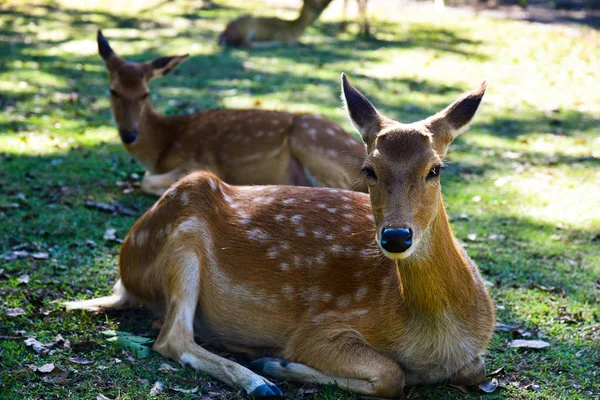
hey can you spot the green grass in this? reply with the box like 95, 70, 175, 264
1, 0, 599, 399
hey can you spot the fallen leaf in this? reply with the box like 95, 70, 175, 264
71, 340, 101, 352
32, 252, 49, 259
479, 378, 498, 393
158, 363, 180, 373
508, 339, 550, 349
487, 233, 506, 241
38, 363, 56, 373
150, 381, 165, 396
466, 233, 477, 241
85, 200, 138, 216
103, 229, 116, 241
17, 274, 30, 285
171, 386, 199, 394
68, 356, 92, 365
488, 366, 505, 377
41, 365, 69, 385
24, 334, 69, 355
5, 307, 26, 317
530, 283, 566, 295
0, 250, 29, 260
97, 395, 112, 400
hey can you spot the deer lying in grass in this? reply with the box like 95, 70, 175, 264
66, 74, 494, 398
218, 0, 333, 47
97, 30, 366, 195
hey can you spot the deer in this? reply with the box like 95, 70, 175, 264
340, 0, 370, 36
65, 74, 495, 398
218, 0, 334, 47
97, 30, 366, 195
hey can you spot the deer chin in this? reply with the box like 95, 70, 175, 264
378, 244, 417, 260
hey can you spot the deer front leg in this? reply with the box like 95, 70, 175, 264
252, 328, 405, 398
151, 252, 282, 397
141, 169, 189, 196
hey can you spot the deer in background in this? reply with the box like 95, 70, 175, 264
66, 74, 494, 397
341, 0, 370, 36
218, 0, 334, 47
97, 30, 366, 195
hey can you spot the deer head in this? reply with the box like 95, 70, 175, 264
97, 30, 188, 145
341, 73, 486, 260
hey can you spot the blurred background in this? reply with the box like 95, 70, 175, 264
0, 0, 598, 399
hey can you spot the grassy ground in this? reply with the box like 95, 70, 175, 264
1, 0, 599, 399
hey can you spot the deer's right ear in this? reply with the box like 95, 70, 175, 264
341, 73, 384, 146
97, 30, 114, 61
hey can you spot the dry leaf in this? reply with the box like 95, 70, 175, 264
32, 252, 49, 259
97, 395, 112, 400
41, 365, 69, 385
171, 386, 199, 394
509, 339, 550, 349
103, 229, 117, 241
6, 307, 26, 317
466, 233, 477, 241
150, 381, 165, 396
37, 363, 56, 373
479, 378, 498, 393
17, 274, 30, 285
68, 356, 92, 365
158, 363, 180, 373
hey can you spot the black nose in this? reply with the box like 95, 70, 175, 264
380, 228, 413, 253
119, 130, 137, 144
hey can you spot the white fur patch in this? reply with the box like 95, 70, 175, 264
248, 228, 269, 243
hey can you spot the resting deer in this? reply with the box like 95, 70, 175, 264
66, 74, 495, 398
218, 0, 333, 47
97, 30, 366, 195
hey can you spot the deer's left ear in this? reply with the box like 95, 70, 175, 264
147, 55, 189, 80
425, 81, 487, 155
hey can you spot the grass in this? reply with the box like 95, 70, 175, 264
0, 0, 599, 398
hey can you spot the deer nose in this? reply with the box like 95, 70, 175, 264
380, 228, 413, 253
119, 130, 137, 144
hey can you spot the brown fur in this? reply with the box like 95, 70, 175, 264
66, 76, 494, 398
98, 30, 367, 195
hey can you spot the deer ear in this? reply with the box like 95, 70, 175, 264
148, 55, 189, 80
97, 30, 114, 61
427, 81, 487, 140
341, 73, 385, 147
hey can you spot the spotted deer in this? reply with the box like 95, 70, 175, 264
66, 74, 495, 398
218, 0, 333, 47
97, 30, 366, 195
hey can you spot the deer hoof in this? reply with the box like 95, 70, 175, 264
248, 383, 284, 398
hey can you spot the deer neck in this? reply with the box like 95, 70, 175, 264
131, 101, 184, 173
291, 2, 325, 32
395, 200, 476, 316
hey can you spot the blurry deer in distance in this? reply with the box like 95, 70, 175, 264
97, 30, 366, 195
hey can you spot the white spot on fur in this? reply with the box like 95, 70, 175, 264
341, 196, 351, 202
135, 230, 149, 246
279, 241, 290, 251
325, 234, 335, 241
282, 284, 294, 300
342, 204, 352, 211
180, 191, 189, 205
293, 255, 301, 267
272, 120, 280, 125
275, 214, 286, 223
175, 217, 200, 236
307, 128, 317, 139
280, 262, 289, 271
330, 244, 343, 255
341, 225, 351, 233
343, 213, 353, 219
355, 286, 368, 301
157, 228, 165, 240
312, 228, 324, 238
314, 253, 325, 265
267, 247, 278, 259
291, 215, 302, 224
327, 207, 338, 213
316, 203, 327, 209
336, 295, 351, 309
360, 249, 372, 259
282, 198, 296, 205
327, 149, 336, 157
248, 228, 269, 243
296, 228, 305, 237
367, 215, 375, 223
326, 128, 335, 136
209, 179, 218, 191
321, 292, 332, 302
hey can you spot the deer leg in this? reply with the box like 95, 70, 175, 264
141, 169, 189, 196
152, 252, 283, 398
252, 328, 405, 398
449, 355, 486, 387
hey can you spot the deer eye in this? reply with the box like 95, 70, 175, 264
110, 89, 120, 98
427, 165, 443, 180
361, 167, 377, 180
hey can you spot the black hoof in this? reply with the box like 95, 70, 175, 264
249, 383, 284, 398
